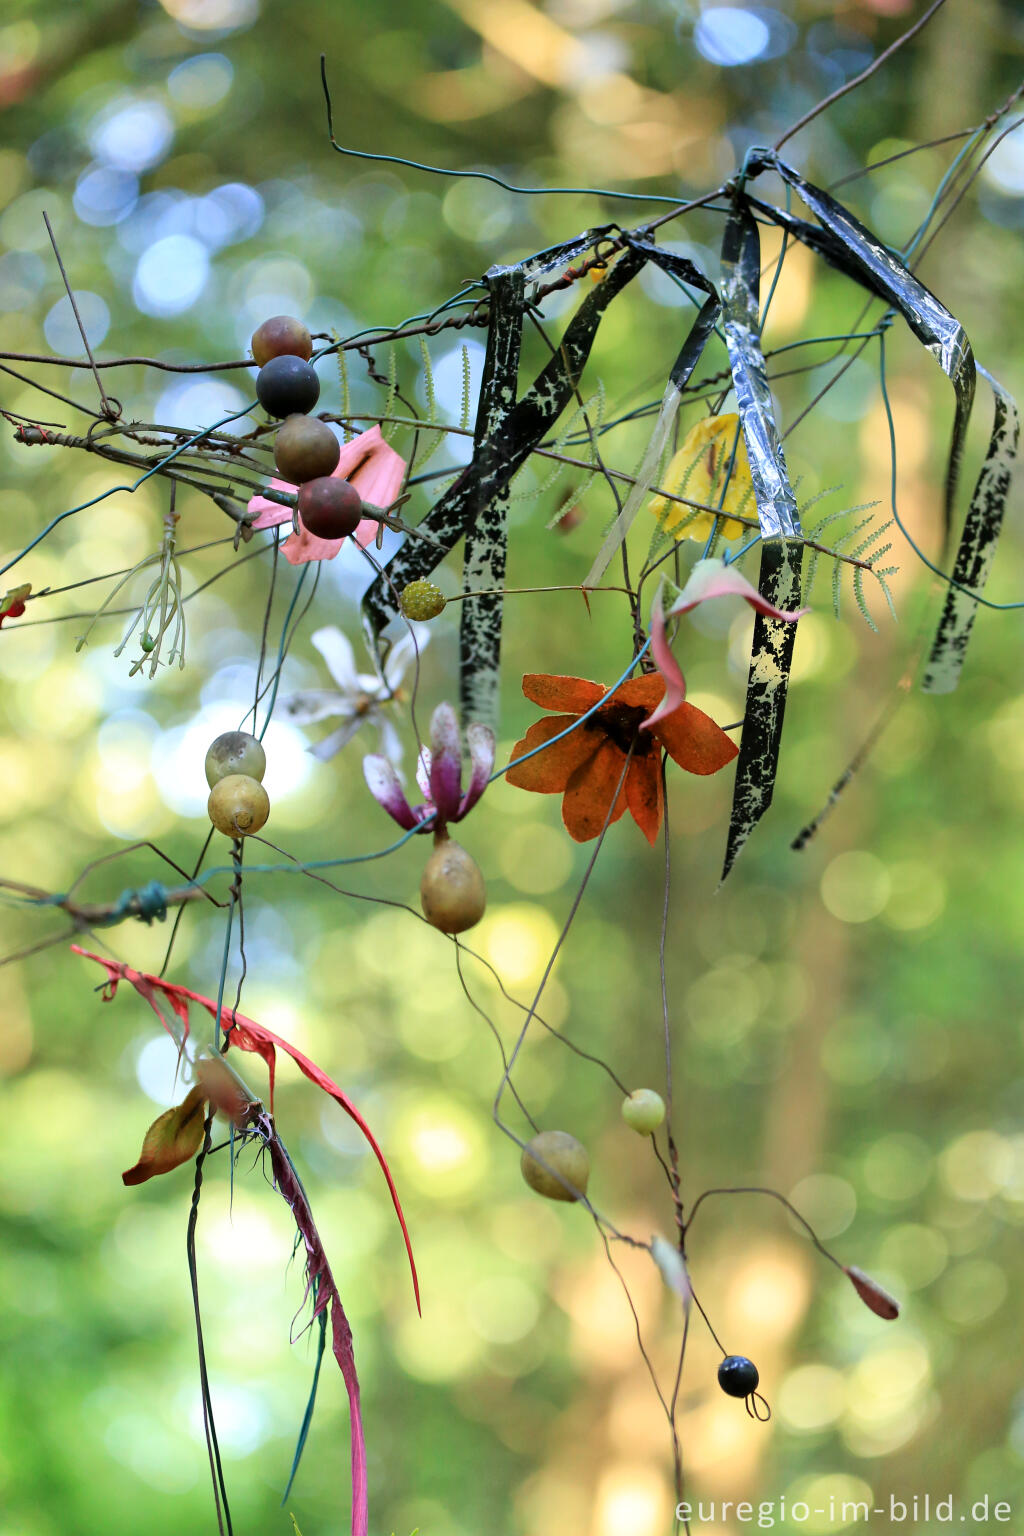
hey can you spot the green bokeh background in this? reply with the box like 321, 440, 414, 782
1, 2, 1023, 1533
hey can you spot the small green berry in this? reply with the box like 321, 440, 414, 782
621, 1089, 666, 1135
140, 633, 156, 653
400, 580, 445, 621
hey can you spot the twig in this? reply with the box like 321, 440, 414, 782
42, 210, 119, 420
774, 0, 950, 151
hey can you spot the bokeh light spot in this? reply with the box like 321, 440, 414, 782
694, 7, 771, 66
821, 851, 891, 923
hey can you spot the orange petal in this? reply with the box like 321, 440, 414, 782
522, 673, 604, 712
505, 715, 600, 793
561, 739, 629, 842
655, 703, 739, 775
608, 672, 666, 711
625, 753, 664, 844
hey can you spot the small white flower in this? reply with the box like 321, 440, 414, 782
279, 624, 430, 766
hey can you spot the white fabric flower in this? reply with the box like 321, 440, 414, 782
280, 624, 430, 765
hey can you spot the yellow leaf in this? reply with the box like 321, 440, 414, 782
649, 413, 755, 542
122, 1084, 208, 1186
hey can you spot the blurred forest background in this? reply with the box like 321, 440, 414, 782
1, 1, 1024, 1534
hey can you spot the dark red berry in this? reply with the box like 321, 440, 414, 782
297, 477, 363, 539
274, 416, 341, 483
251, 315, 312, 365
717, 1355, 759, 1398
256, 356, 320, 418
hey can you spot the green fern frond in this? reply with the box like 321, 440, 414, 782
874, 570, 897, 622
459, 345, 472, 432
415, 337, 447, 469
547, 468, 596, 528
803, 545, 821, 603
334, 333, 353, 441
511, 456, 566, 504
419, 336, 437, 422
382, 346, 399, 441
852, 566, 878, 632
797, 483, 842, 518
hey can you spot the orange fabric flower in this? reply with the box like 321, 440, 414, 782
506, 673, 738, 844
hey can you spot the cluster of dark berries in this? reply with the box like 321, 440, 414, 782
251, 315, 363, 541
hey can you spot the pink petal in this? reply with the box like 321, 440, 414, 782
428, 703, 463, 823
249, 435, 394, 558
338, 424, 406, 510
459, 723, 495, 817
363, 755, 418, 829
416, 746, 432, 803
283, 524, 346, 565
353, 517, 381, 548
282, 517, 381, 564
248, 476, 297, 530
642, 590, 687, 731
667, 557, 808, 622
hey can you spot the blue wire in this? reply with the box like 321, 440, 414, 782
877, 333, 1024, 611
0, 408, 256, 580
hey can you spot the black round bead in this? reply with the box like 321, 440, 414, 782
717, 1355, 759, 1398
255, 355, 321, 418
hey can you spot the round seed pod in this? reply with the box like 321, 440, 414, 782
205, 731, 267, 788
256, 355, 320, 418
251, 315, 312, 366
297, 476, 363, 540
420, 835, 486, 934
273, 415, 341, 483
400, 580, 446, 621
207, 773, 270, 837
621, 1088, 666, 1135
140, 633, 156, 653
717, 1355, 759, 1398
521, 1130, 589, 1203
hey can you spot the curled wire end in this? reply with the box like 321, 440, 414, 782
745, 1390, 772, 1422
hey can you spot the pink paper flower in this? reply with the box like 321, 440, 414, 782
247, 425, 406, 566
364, 703, 495, 833
643, 560, 808, 730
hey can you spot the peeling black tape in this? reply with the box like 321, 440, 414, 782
363, 245, 647, 637
922, 367, 1020, 693
720, 197, 802, 541
722, 537, 804, 884
743, 150, 975, 544
458, 268, 525, 731
582, 236, 720, 587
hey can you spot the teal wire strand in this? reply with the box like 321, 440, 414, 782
257, 563, 312, 741
0, 407, 256, 580
877, 333, 1024, 610
196, 638, 654, 888
212, 866, 237, 1051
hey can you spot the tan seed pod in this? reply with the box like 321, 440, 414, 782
205, 731, 266, 788
420, 835, 486, 934
520, 1130, 590, 1203
207, 773, 270, 837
